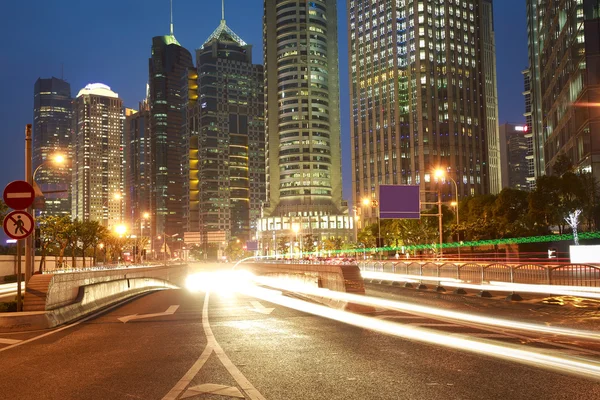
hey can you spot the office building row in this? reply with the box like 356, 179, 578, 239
37, 0, 598, 254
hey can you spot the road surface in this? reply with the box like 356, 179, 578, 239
1, 283, 600, 399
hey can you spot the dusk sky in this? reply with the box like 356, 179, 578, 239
0, 0, 528, 202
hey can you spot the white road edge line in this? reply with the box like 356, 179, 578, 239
0, 290, 162, 354
161, 292, 267, 400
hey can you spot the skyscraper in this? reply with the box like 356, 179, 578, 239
499, 123, 530, 191
33, 77, 72, 217
348, 0, 496, 225
481, 0, 501, 194
522, 69, 536, 189
71, 83, 124, 227
148, 16, 193, 246
125, 99, 151, 236
186, 10, 265, 250
526, 0, 600, 180
260, 0, 353, 252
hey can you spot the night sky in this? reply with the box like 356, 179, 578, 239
0, 0, 528, 202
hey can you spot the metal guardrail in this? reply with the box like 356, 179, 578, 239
358, 261, 600, 287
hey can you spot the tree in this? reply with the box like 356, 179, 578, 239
91, 225, 108, 265
552, 153, 574, 176
37, 215, 70, 272
302, 234, 316, 254
0, 199, 8, 222
225, 239, 245, 261
277, 236, 290, 257
357, 224, 376, 248
76, 220, 103, 268
188, 244, 203, 261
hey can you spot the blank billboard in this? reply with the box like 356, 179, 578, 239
379, 185, 420, 219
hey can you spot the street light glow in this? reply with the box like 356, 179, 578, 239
434, 169, 445, 178
115, 224, 126, 236
113, 193, 122, 200
292, 224, 300, 233
143, 212, 150, 219
362, 198, 371, 206
53, 154, 65, 164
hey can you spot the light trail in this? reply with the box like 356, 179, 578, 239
362, 270, 600, 298
361, 271, 461, 283
185, 271, 600, 380
253, 276, 600, 341
438, 280, 600, 300
238, 284, 600, 382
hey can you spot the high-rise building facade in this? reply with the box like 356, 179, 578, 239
499, 123, 530, 191
71, 83, 124, 227
348, 0, 496, 225
481, 0, 501, 194
260, 0, 353, 251
33, 77, 72, 217
186, 15, 265, 247
125, 100, 151, 236
148, 29, 194, 243
527, 0, 600, 180
522, 69, 536, 189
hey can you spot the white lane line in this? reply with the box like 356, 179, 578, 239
0, 338, 22, 345
161, 344, 213, 400
162, 292, 266, 400
0, 290, 163, 354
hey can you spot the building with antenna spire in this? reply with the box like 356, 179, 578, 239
185, 0, 265, 258
148, 0, 193, 256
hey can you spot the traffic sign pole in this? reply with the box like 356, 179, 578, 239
16, 240, 22, 312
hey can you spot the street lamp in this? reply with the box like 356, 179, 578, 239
30, 153, 66, 278
362, 197, 381, 260
135, 212, 150, 264
435, 169, 460, 259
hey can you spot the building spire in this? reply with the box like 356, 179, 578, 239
221, 0, 225, 23
170, 0, 174, 36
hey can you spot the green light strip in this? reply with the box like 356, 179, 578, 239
274, 232, 600, 257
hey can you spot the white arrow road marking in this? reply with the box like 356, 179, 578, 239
0, 338, 22, 345
249, 300, 274, 315
118, 305, 180, 323
181, 383, 244, 399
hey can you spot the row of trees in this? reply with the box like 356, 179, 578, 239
36, 215, 150, 270
0, 201, 151, 270
356, 169, 599, 251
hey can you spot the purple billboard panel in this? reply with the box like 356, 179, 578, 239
379, 185, 420, 219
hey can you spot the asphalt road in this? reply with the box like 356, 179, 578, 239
1, 286, 600, 400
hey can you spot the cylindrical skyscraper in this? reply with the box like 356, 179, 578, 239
260, 0, 352, 255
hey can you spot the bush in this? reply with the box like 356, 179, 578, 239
0, 301, 17, 312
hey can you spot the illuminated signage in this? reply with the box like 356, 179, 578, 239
515, 125, 528, 132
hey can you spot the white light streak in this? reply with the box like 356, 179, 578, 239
240, 284, 600, 382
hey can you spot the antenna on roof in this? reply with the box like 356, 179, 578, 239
222, 0, 225, 23
170, 0, 174, 36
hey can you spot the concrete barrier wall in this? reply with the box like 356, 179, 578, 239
245, 263, 365, 293
36, 265, 187, 311
0, 256, 93, 279
0, 264, 189, 332
244, 263, 371, 312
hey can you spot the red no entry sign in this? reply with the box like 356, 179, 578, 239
3, 181, 35, 210
3, 210, 35, 240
